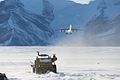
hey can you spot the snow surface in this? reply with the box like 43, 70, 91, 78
0, 47, 120, 80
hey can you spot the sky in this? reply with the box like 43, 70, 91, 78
70, 0, 94, 4
0, 0, 3, 1
0, 0, 94, 4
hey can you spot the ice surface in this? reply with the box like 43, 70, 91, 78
0, 47, 120, 80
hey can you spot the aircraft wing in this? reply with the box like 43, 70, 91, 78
71, 29, 83, 32
56, 29, 68, 32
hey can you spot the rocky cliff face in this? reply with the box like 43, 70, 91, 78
0, 0, 54, 46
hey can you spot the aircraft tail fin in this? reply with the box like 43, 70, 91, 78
69, 24, 72, 31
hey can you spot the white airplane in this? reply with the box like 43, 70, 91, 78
57, 24, 82, 34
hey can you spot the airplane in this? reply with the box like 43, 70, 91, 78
57, 24, 82, 34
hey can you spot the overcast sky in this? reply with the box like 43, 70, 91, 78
70, 0, 94, 4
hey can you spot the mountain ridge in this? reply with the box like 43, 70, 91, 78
0, 0, 54, 46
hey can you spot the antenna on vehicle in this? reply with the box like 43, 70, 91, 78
37, 51, 40, 56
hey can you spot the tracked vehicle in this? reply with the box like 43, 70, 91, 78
31, 51, 57, 74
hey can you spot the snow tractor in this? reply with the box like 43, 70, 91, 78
31, 51, 57, 74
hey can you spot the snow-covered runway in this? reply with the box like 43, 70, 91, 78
0, 47, 120, 80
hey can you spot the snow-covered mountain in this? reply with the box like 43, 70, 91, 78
84, 0, 120, 46
51, 0, 120, 29
0, 0, 120, 46
0, 0, 54, 46
48, 0, 120, 46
